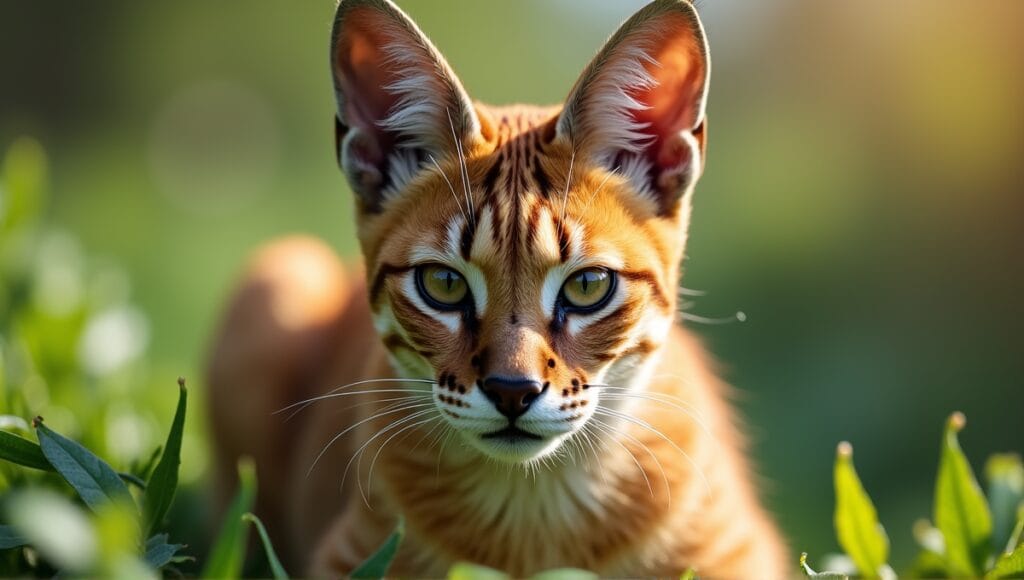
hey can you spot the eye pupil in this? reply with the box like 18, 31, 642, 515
417, 265, 469, 309
561, 268, 613, 310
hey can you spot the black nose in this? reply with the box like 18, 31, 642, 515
480, 376, 545, 419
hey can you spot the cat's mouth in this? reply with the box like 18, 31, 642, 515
481, 425, 542, 441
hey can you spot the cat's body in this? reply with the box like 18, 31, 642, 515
209, 1, 788, 576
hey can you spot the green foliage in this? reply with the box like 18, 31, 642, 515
243, 513, 289, 580
834, 441, 889, 578
202, 458, 257, 579
143, 378, 187, 534
808, 412, 1024, 579
33, 417, 133, 512
0, 381, 189, 576
351, 517, 404, 579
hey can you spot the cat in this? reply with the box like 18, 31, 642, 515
207, 0, 789, 576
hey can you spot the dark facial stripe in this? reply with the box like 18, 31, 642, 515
459, 219, 476, 260
370, 263, 413, 304
619, 269, 670, 309
553, 216, 570, 263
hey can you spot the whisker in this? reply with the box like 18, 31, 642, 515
446, 108, 474, 227
305, 401, 434, 478
591, 416, 671, 505
589, 418, 654, 498
560, 148, 576, 225
595, 407, 712, 499
365, 415, 440, 498
346, 407, 439, 508
276, 377, 433, 415
428, 154, 469, 223
283, 388, 433, 421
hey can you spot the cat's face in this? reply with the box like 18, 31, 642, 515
331, 0, 709, 463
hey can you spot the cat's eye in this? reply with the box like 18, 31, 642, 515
561, 268, 614, 311
416, 265, 470, 309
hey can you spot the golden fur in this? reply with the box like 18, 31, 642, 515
208, 0, 788, 576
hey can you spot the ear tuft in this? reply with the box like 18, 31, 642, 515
331, 0, 479, 208
557, 0, 709, 210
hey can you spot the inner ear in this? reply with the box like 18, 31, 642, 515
331, 0, 480, 209
556, 0, 709, 210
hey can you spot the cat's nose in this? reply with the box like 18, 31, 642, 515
480, 376, 545, 419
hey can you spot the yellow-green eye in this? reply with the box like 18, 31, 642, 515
417, 265, 469, 308
561, 268, 614, 310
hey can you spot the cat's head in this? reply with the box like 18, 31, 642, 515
330, 0, 709, 463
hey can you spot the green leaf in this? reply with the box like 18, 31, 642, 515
680, 570, 697, 580
799, 553, 849, 579
143, 378, 187, 534
988, 454, 1024, 552
202, 457, 257, 579
833, 441, 889, 578
987, 543, 1024, 579
447, 562, 510, 580
0, 524, 28, 550
144, 533, 187, 570
242, 513, 288, 580
934, 412, 993, 577
0, 429, 52, 471
531, 569, 598, 580
33, 416, 133, 512
352, 517, 405, 579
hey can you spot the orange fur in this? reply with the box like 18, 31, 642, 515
208, 0, 788, 576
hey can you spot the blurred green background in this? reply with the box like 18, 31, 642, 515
1, 0, 1022, 569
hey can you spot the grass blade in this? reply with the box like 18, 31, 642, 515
833, 441, 889, 577
242, 513, 288, 580
351, 517, 404, 579
934, 412, 992, 577
202, 457, 257, 579
144, 378, 188, 534
0, 429, 52, 471
33, 416, 132, 512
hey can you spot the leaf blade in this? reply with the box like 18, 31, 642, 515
934, 412, 993, 577
0, 524, 28, 550
0, 429, 53, 471
833, 441, 889, 578
143, 379, 188, 534
33, 417, 132, 512
352, 517, 405, 579
242, 513, 288, 580
202, 458, 257, 579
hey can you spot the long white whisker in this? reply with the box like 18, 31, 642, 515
560, 148, 576, 225
446, 108, 474, 226
366, 416, 440, 498
306, 401, 434, 478
276, 378, 433, 415
589, 418, 653, 498
595, 408, 712, 499
429, 154, 469, 223
591, 416, 671, 505
283, 388, 433, 421
348, 407, 439, 508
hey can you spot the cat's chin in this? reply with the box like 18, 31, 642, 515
459, 429, 567, 463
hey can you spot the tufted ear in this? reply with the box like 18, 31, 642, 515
556, 0, 709, 212
331, 0, 480, 210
